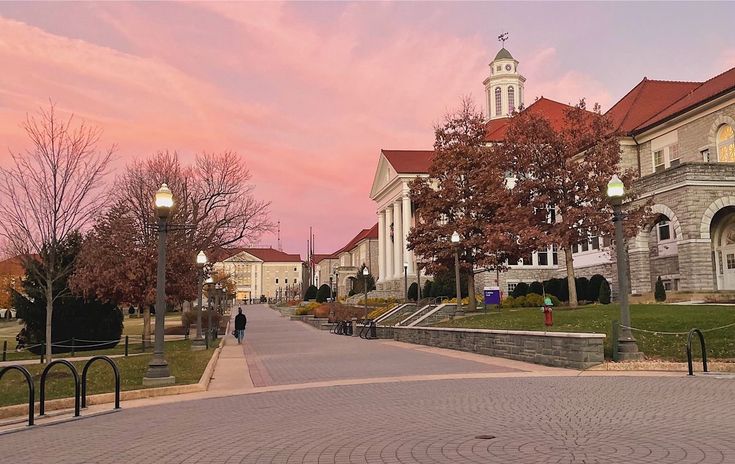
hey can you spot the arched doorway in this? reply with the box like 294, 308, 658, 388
710, 206, 735, 290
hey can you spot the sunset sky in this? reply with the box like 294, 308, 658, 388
0, 2, 733, 256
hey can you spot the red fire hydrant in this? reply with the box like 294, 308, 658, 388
541, 297, 553, 327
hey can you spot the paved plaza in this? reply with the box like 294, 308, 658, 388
0, 305, 733, 463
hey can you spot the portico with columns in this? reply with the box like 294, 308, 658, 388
370, 150, 430, 295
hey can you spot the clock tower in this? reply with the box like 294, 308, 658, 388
483, 46, 526, 120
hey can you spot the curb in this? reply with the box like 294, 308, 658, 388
0, 330, 228, 421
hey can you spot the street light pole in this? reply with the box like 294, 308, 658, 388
362, 266, 370, 320
403, 262, 408, 302
192, 251, 207, 350
143, 184, 175, 386
451, 231, 463, 317
212, 283, 221, 339
607, 174, 642, 360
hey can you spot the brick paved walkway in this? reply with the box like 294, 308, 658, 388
0, 305, 733, 463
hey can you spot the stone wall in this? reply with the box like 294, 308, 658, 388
387, 326, 604, 369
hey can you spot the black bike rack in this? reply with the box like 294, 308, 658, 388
40, 359, 80, 417
0, 365, 35, 426
687, 328, 708, 376
359, 320, 377, 340
81, 356, 121, 410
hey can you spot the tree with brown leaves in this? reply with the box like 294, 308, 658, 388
497, 100, 647, 307
407, 99, 529, 311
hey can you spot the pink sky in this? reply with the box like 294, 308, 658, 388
0, 2, 732, 256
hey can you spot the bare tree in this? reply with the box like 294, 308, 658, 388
0, 103, 113, 359
71, 151, 273, 344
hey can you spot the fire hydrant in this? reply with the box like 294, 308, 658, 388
541, 297, 553, 327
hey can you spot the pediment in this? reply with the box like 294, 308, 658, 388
224, 251, 263, 263
369, 153, 397, 199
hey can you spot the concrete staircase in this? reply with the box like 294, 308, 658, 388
408, 303, 456, 327
397, 304, 436, 326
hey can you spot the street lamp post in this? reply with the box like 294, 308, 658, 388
451, 231, 463, 317
213, 283, 221, 339
403, 262, 408, 302
607, 174, 642, 360
362, 266, 370, 320
143, 184, 176, 386
334, 270, 339, 301
329, 276, 333, 301
192, 251, 207, 350
416, 261, 422, 301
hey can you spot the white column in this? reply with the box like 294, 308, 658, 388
378, 210, 386, 282
402, 194, 414, 275
393, 199, 403, 279
384, 204, 394, 281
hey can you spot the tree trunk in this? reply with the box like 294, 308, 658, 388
564, 245, 578, 307
45, 280, 53, 361
467, 271, 477, 312
142, 303, 151, 348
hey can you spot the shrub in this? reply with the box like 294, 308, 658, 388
430, 270, 468, 299
599, 279, 611, 304
316, 284, 331, 303
304, 285, 318, 301
422, 280, 433, 299
524, 293, 544, 307
513, 296, 527, 308
295, 306, 312, 316
543, 278, 569, 302
529, 281, 544, 295
575, 277, 590, 302
348, 289, 356, 297
511, 282, 529, 298
407, 282, 418, 301
655, 276, 667, 302
588, 274, 606, 302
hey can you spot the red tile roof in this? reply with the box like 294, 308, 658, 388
635, 68, 735, 132
312, 253, 338, 264
210, 247, 302, 263
0, 256, 28, 276
485, 97, 580, 141
334, 223, 378, 255
381, 150, 434, 174
605, 78, 701, 133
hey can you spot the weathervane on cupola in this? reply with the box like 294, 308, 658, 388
484, 32, 525, 120
498, 32, 508, 47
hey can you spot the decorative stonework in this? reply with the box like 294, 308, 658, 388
700, 195, 735, 239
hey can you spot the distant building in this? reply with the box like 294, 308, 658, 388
211, 247, 303, 301
312, 225, 379, 298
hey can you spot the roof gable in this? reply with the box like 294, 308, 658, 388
335, 223, 379, 256
605, 78, 701, 133
485, 97, 581, 141
381, 150, 434, 174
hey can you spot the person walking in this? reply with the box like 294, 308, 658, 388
234, 307, 247, 344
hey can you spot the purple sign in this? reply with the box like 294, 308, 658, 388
483, 287, 501, 305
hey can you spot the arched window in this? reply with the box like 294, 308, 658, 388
508, 86, 515, 113
495, 87, 502, 116
718, 124, 735, 162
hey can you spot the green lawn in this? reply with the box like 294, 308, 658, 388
437, 304, 735, 362
0, 339, 215, 408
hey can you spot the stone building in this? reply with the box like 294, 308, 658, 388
313, 225, 379, 298
211, 247, 303, 301
370, 45, 735, 297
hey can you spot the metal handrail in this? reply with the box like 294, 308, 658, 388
0, 365, 34, 426
81, 356, 121, 410
687, 328, 708, 376
40, 359, 80, 417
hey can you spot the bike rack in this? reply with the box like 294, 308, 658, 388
81, 356, 121, 410
686, 328, 708, 376
359, 320, 377, 340
40, 359, 80, 417
0, 365, 35, 426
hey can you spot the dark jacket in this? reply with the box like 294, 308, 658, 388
235, 313, 247, 330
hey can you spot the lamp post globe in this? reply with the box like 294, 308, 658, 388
192, 251, 207, 350
362, 266, 369, 320
606, 174, 642, 360
451, 231, 463, 317
144, 184, 175, 386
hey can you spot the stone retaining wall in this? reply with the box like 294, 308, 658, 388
385, 326, 604, 370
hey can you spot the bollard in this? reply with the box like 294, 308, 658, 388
205, 333, 209, 350
2, 340, 6, 362
71, 337, 76, 357
611, 320, 619, 362
124, 336, 129, 357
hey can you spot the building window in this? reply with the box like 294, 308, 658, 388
552, 245, 558, 265
653, 150, 664, 172
718, 125, 735, 162
294, 267, 297, 271
669, 144, 680, 166
508, 86, 515, 113
285, 278, 288, 284
658, 220, 671, 241
495, 87, 502, 115
702, 148, 711, 163
590, 236, 600, 250
719, 252, 724, 274
537, 249, 548, 266
580, 240, 589, 252
728, 253, 735, 270
275, 278, 278, 284
507, 282, 517, 294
